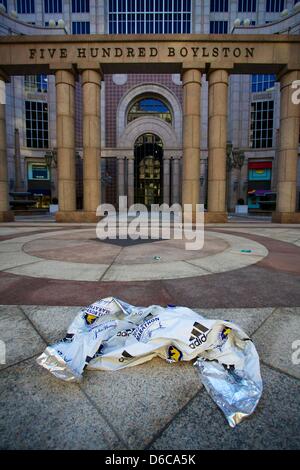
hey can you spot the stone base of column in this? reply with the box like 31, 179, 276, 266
0, 210, 15, 222
55, 211, 102, 223
204, 211, 228, 223
272, 211, 300, 224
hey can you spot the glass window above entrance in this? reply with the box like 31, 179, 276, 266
128, 96, 172, 124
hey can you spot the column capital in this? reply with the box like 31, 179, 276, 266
81, 69, 103, 87
277, 64, 300, 80
207, 62, 234, 75
77, 63, 104, 81
207, 68, 229, 86
163, 155, 172, 160
54, 67, 76, 87
126, 155, 134, 161
182, 63, 206, 72
117, 155, 125, 160
181, 67, 202, 86
277, 67, 300, 87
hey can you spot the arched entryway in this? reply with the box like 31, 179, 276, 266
134, 133, 163, 207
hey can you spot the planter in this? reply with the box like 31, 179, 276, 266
235, 204, 248, 215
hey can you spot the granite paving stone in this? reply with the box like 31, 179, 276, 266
102, 260, 210, 281
187, 251, 265, 274
0, 358, 123, 450
253, 307, 300, 379
150, 364, 300, 450
0, 305, 46, 370
0, 242, 25, 253
21, 306, 81, 344
7, 260, 109, 281
82, 358, 202, 449
0, 251, 40, 271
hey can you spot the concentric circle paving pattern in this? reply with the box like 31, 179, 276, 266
0, 229, 268, 282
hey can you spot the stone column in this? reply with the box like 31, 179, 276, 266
82, 68, 102, 217
0, 77, 14, 221
14, 128, 22, 192
200, 158, 207, 205
163, 155, 171, 205
50, 164, 58, 200
55, 68, 76, 221
207, 69, 229, 223
273, 70, 300, 223
239, 159, 248, 203
229, 166, 241, 212
172, 156, 181, 204
117, 156, 125, 201
127, 156, 134, 208
182, 69, 201, 221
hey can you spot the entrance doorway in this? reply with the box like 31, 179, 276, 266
134, 133, 163, 207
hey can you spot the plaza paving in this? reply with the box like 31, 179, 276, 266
0, 219, 300, 449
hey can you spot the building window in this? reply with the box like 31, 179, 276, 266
108, 0, 191, 35
25, 101, 49, 149
128, 96, 172, 124
17, 0, 35, 13
250, 100, 274, 149
0, 0, 7, 12
252, 74, 275, 92
238, 0, 257, 11
266, 0, 285, 12
210, 0, 228, 12
209, 20, 228, 33
72, 0, 89, 13
44, 0, 62, 13
24, 75, 48, 93
72, 21, 90, 34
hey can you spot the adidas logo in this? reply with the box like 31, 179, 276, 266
118, 350, 134, 362
189, 322, 209, 349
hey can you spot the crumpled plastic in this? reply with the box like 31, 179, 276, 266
37, 297, 263, 427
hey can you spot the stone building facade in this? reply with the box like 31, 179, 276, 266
0, 0, 300, 217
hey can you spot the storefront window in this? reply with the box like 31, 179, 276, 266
28, 163, 49, 180
247, 162, 275, 211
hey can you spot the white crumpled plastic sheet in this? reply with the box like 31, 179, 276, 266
37, 297, 263, 427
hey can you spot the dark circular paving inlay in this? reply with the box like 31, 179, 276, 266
93, 237, 164, 247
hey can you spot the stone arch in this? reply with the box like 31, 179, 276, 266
117, 116, 179, 149
116, 83, 182, 144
